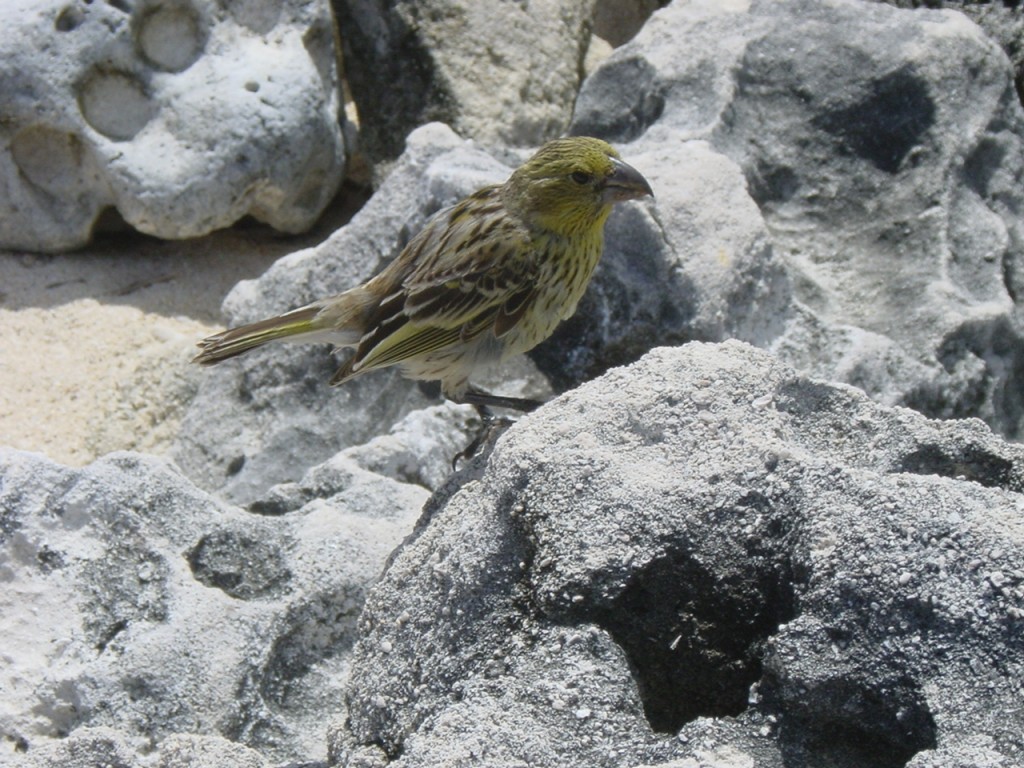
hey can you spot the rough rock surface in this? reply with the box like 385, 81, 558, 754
18, 728, 274, 768
0, 0, 346, 252
560, 0, 1024, 440
0, 447, 428, 763
334, 341, 1024, 768
333, 0, 595, 162
174, 124, 549, 503
873, 0, 1024, 103
7, 1, 1024, 767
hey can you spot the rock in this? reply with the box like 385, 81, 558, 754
872, 0, 1024, 105
19, 728, 276, 768
173, 124, 547, 503
562, 0, 1024, 439
19, 727, 142, 768
334, 341, 1024, 768
0, 448, 426, 763
154, 733, 275, 768
333, 0, 594, 162
592, 0, 666, 47
335, 402, 482, 493
0, 0, 346, 252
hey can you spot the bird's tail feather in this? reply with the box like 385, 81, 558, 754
193, 305, 330, 365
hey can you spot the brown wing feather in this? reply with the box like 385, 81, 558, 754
493, 286, 537, 338
335, 190, 540, 378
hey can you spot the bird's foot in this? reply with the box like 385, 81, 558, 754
451, 405, 516, 470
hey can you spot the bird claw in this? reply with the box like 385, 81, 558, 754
451, 405, 516, 470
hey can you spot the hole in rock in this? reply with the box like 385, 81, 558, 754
811, 66, 935, 174
767, 674, 937, 768
55, 5, 85, 31
259, 589, 361, 709
10, 126, 86, 195
899, 444, 1015, 490
77, 69, 156, 141
188, 528, 292, 599
590, 541, 798, 732
135, 0, 205, 72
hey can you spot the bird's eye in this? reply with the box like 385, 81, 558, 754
570, 170, 592, 185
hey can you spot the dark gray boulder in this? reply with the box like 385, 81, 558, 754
333, 341, 1024, 768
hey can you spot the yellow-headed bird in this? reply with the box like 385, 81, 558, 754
194, 137, 653, 411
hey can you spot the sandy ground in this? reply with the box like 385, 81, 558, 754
0, 185, 368, 466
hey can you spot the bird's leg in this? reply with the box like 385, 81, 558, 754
458, 385, 544, 413
450, 388, 543, 469
452, 405, 497, 470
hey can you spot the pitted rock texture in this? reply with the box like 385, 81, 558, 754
0, 0, 346, 252
18, 728, 276, 768
0, 448, 427, 763
555, 0, 1024, 440
873, 0, 1024, 104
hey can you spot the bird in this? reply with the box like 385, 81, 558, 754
193, 136, 653, 412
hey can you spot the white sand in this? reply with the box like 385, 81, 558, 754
0, 190, 366, 466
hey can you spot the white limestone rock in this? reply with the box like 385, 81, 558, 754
0, 0, 346, 252
0, 448, 425, 763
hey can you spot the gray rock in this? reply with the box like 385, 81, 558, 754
154, 733, 275, 768
0, 448, 426, 764
173, 124, 545, 503
329, 402, 481, 493
871, 0, 1024, 107
18, 728, 275, 768
0, 0, 345, 252
333, 0, 594, 161
18, 727, 142, 768
563, 0, 1024, 439
333, 341, 1024, 768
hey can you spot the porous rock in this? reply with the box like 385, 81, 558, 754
333, 0, 595, 162
0, 447, 426, 763
334, 341, 1024, 768
0, 0, 345, 252
560, 0, 1024, 439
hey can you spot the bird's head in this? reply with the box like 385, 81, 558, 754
504, 137, 653, 237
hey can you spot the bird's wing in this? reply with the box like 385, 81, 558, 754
337, 198, 539, 378
401, 196, 538, 327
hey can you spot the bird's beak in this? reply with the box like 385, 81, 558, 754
601, 157, 654, 203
